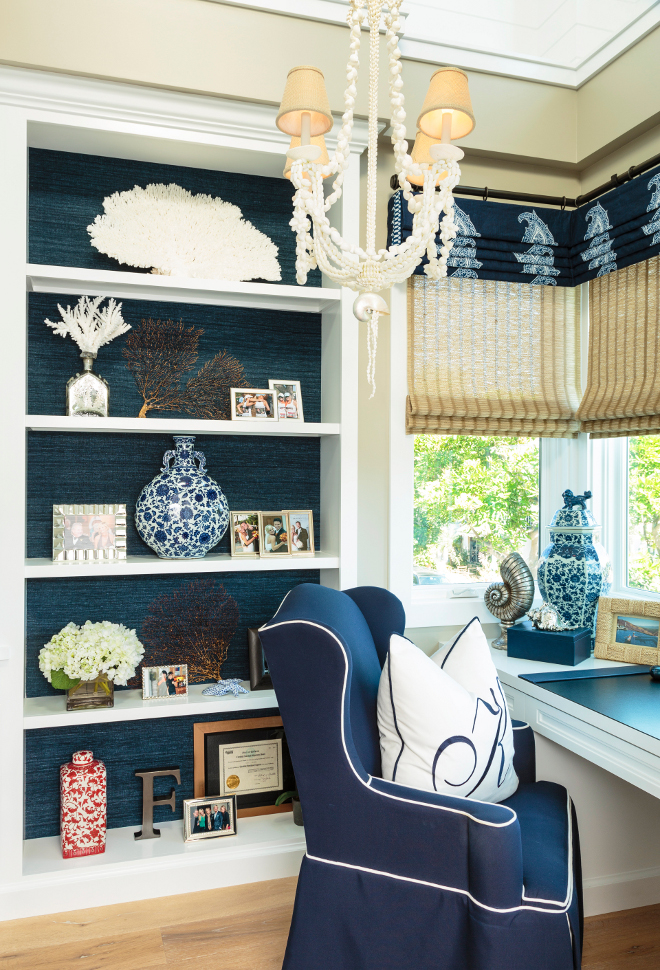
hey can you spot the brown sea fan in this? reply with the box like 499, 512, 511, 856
122, 317, 245, 419
132, 579, 240, 684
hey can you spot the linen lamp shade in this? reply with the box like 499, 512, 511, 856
408, 131, 448, 186
276, 66, 333, 137
417, 67, 475, 141
284, 135, 331, 179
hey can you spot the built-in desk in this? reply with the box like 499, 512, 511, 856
493, 647, 660, 801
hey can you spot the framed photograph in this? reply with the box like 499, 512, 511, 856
595, 597, 660, 665
269, 380, 304, 421
193, 716, 296, 818
230, 512, 260, 557
230, 388, 277, 421
248, 627, 272, 691
285, 510, 315, 555
183, 795, 237, 842
52, 504, 127, 563
142, 664, 189, 700
259, 512, 290, 556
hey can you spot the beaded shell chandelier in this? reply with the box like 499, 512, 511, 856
276, 0, 475, 394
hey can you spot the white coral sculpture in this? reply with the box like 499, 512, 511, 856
45, 295, 131, 354
87, 183, 282, 282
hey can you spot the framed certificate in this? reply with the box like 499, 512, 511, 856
193, 715, 296, 818
219, 738, 283, 796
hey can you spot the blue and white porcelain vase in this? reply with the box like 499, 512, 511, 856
537, 490, 612, 641
135, 436, 229, 559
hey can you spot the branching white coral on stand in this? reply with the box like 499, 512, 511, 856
45, 295, 130, 354
87, 183, 282, 282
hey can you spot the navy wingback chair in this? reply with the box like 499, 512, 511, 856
260, 584, 583, 970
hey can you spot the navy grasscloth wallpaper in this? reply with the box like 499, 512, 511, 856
27, 430, 320, 560
26, 148, 325, 842
26, 571, 318, 698
28, 293, 322, 421
28, 148, 322, 287
25, 707, 280, 839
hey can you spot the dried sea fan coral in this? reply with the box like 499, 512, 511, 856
88, 183, 281, 282
132, 579, 240, 685
123, 317, 246, 419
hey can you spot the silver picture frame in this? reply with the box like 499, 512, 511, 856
183, 795, 237, 842
52, 504, 127, 563
142, 664, 189, 700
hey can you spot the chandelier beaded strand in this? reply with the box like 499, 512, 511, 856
277, 0, 475, 396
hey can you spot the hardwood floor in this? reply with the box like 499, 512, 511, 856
1, 880, 658, 969
0, 877, 297, 970
582, 902, 660, 970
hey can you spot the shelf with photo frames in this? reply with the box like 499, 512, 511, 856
26, 264, 341, 314
25, 414, 340, 437
24, 551, 339, 579
22, 812, 306, 880
23, 682, 279, 729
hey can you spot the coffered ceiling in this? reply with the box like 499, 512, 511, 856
215, 0, 660, 86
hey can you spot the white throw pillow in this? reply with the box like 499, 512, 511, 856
377, 619, 518, 803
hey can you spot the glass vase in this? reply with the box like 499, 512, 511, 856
66, 673, 115, 711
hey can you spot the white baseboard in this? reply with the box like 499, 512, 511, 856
584, 865, 660, 916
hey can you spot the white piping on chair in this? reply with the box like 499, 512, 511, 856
262, 617, 574, 914
264, 618, 518, 828
304, 853, 573, 916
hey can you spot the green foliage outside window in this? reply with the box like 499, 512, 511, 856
628, 436, 660, 593
414, 435, 539, 583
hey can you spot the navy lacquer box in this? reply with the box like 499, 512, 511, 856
507, 620, 591, 666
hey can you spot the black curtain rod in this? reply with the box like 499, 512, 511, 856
388, 149, 660, 210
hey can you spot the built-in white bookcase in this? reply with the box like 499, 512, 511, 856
0, 65, 366, 919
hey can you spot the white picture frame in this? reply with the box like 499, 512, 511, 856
285, 510, 315, 555
269, 379, 304, 421
230, 388, 278, 421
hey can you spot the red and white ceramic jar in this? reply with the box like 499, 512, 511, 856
60, 749, 107, 859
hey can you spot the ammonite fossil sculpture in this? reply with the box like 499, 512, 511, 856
484, 552, 535, 650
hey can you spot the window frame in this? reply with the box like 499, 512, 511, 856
389, 280, 657, 628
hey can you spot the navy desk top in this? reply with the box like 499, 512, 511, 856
519, 666, 660, 742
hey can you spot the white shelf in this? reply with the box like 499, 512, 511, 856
27, 264, 340, 314
26, 414, 340, 436
25, 551, 337, 578
23, 813, 305, 878
24, 682, 277, 728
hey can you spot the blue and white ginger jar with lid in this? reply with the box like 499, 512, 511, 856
537, 490, 612, 640
135, 435, 229, 558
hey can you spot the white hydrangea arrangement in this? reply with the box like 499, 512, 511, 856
39, 620, 145, 691
87, 183, 281, 282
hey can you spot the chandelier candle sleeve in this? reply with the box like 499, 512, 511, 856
277, 0, 473, 396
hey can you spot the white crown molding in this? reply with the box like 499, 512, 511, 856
0, 65, 372, 153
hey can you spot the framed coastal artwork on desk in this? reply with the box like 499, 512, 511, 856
595, 596, 660, 665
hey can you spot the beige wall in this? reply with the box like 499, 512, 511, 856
577, 24, 660, 166
0, 0, 628, 170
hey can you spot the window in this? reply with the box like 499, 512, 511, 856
628, 435, 660, 593
413, 435, 540, 587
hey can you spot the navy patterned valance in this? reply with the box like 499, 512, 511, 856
387, 162, 660, 287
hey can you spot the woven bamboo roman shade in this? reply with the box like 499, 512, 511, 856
577, 254, 660, 438
407, 275, 582, 437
